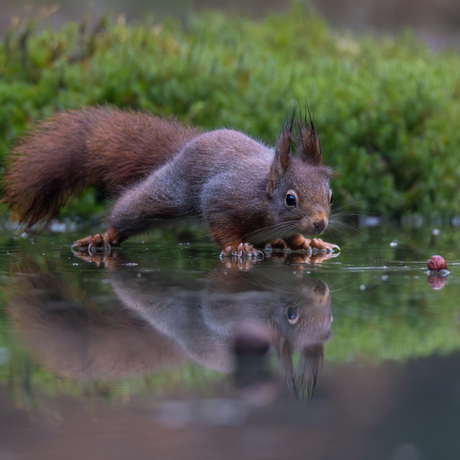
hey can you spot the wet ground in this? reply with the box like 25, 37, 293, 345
0, 224, 459, 460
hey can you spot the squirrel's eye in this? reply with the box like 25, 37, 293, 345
286, 306, 298, 324
330, 193, 333, 205
285, 193, 296, 208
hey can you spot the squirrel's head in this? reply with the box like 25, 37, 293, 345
270, 277, 332, 399
267, 111, 333, 236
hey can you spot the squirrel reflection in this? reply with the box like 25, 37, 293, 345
7, 256, 333, 399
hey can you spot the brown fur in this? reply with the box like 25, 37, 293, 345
3, 107, 199, 229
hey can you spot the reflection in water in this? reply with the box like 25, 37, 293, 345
7, 256, 332, 400
427, 273, 448, 290
3, 232, 460, 459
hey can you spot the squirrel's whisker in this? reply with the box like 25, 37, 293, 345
243, 220, 299, 242
330, 211, 371, 217
330, 200, 364, 212
325, 223, 338, 236
328, 220, 368, 236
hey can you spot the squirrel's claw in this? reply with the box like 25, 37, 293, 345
283, 234, 340, 255
264, 239, 289, 251
240, 243, 264, 259
73, 233, 104, 252
220, 246, 234, 257
328, 243, 341, 252
309, 238, 340, 254
72, 228, 121, 253
220, 243, 264, 259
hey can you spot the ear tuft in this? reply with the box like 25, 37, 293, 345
276, 109, 295, 171
267, 109, 295, 194
294, 107, 322, 166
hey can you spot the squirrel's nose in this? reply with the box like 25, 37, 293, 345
313, 219, 327, 232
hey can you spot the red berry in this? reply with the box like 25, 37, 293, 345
427, 255, 447, 271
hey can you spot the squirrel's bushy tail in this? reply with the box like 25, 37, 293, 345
2, 107, 200, 230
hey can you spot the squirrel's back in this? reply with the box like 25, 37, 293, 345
176, 129, 273, 182
3, 107, 200, 229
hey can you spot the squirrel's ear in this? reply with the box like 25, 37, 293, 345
294, 112, 322, 166
267, 118, 293, 194
297, 343, 324, 400
273, 333, 296, 397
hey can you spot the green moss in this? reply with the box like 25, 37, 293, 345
1, 5, 460, 218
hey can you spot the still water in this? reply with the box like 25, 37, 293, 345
0, 224, 459, 460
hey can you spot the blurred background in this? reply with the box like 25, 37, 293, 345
2, 0, 460, 46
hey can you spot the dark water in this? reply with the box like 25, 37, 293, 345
0, 224, 459, 460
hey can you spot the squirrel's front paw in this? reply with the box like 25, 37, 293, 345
220, 242, 264, 259
72, 228, 121, 253
264, 239, 289, 251
309, 238, 341, 254
287, 234, 340, 254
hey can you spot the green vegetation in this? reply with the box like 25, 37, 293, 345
0, 4, 460, 219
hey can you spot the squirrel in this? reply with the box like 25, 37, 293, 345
2, 106, 340, 258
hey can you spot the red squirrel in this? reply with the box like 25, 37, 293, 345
3, 107, 340, 257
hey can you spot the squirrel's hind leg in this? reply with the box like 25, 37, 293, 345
73, 170, 188, 253
72, 227, 123, 253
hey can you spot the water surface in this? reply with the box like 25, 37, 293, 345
0, 225, 459, 460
